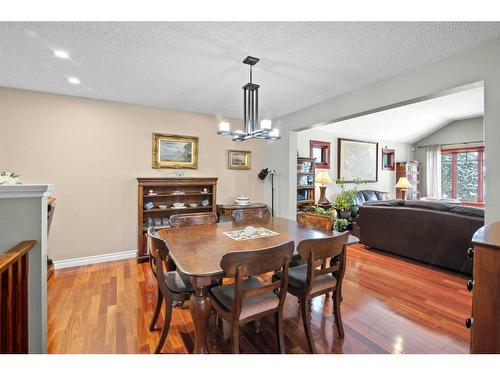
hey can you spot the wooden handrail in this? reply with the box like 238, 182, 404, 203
0, 241, 36, 274
0, 240, 36, 354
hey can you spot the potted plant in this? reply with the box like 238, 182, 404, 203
0, 172, 20, 185
334, 177, 365, 219
334, 218, 349, 232
297, 205, 337, 230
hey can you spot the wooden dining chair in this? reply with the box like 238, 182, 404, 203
231, 207, 271, 223
148, 227, 194, 353
169, 212, 218, 228
209, 241, 294, 354
273, 232, 349, 353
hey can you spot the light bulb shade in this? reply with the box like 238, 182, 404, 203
316, 171, 333, 184
260, 119, 272, 129
219, 122, 230, 132
395, 177, 412, 189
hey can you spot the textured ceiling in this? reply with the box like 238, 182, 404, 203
1, 22, 499, 120
310, 86, 484, 144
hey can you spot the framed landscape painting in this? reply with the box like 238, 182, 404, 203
152, 133, 199, 169
338, 138, 378, 182
227, 150, 251, 170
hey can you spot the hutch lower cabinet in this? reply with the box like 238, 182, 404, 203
137, 177, 218, 261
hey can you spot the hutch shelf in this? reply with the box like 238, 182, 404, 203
137, 177, 218, 261
297, 156, 316, 212
396, 161, 420, 200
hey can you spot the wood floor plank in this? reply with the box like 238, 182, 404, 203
47, 244, 471, 354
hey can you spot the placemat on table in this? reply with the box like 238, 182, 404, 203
223, 227, 279, 241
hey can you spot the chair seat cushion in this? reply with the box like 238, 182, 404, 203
276, 263, 337, 294
210, 277, 279, 320
164, 271, 194, 293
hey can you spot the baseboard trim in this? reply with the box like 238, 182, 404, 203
53, 250, 138, 269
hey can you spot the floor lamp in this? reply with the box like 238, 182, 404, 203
258, 168, 276, 216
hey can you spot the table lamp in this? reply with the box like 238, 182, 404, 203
395, 177, 412, 200
316, 171, 333, 206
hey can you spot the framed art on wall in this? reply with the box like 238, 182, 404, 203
382, 148, 395, 171
309, 140, 331, 169
338, 138, 378, 182
227, 150, 251, 170
152, 133, 199, 169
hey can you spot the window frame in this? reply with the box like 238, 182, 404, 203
309, 140, 331, 169
441, 146, 484, 203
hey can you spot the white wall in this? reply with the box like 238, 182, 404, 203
296, 128, 412, 201
0, 87, 266, 261
266, 36, 500, 224
413, 117, 484, 196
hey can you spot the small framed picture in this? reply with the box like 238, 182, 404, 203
227, 150, 251, 170
152, 133, 199, 169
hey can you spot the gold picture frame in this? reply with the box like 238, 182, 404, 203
152, 133, 199, 169
227, 150, 251, 170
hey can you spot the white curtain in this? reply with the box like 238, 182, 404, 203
426, 145, 442, 198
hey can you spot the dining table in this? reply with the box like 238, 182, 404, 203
157, 216, 358, 354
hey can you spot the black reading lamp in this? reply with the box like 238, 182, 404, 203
258, 168, 276, 216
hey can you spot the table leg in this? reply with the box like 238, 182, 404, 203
190, 276, 212, 354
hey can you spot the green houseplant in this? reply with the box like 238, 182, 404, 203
334, 218, 349, 232
334, 177, 365, 219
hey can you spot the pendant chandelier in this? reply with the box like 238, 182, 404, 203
217, 56, 280, 142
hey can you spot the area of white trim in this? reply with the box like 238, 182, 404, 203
0, 184, 55, 199
53, 250, 138, 269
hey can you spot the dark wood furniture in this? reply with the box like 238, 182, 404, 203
469, 222, 500, 353
209, 241, 294, 353
157, 217, 357, 353
297, 156, 316, 211
0, 240, 36, 354
148, 228, 194, 354
396, 161, 420, 200
137, 177, 218, 261
310, 140, 331, 169
170, 212, 218, 228
217, 203, 268, 221
231, 207, 271, 223
273, 232, 349, 353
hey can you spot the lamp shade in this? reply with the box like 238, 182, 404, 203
395, 177, 411, 189
316, 171, 333, 185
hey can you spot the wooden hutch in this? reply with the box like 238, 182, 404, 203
137, 177, 218, 261
297, 157, 316, 212
396, 161, 420, 200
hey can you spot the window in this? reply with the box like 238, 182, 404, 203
441, 147, 484, 202
309, 140, 330, 169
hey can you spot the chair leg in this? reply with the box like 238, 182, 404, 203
300, 298, 315, 354
333, 291, 345, 338
149, 287, 163, 331
276, 310, 286, 354
230, 321, 239, 354
155, 297, 173, 354
208, 309, 217, 348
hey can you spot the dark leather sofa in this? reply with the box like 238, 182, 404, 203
357, 200, 484, 274
351, 190, 392, 216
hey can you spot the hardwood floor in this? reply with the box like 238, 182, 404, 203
47, 244, 471, 354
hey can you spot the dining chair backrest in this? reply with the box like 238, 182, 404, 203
296, 211, 333, 231
232, 207, 271, 223
148, 227, 172, 296
297, 232, 349, 293
220, 241, 294, 319
169, 212, 218, 228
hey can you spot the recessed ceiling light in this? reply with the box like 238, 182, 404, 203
54, 50, 70, 59
67, 77, 80, 85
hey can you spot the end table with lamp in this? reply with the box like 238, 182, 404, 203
395, 177, 412, 200
316, 171, 333, 209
